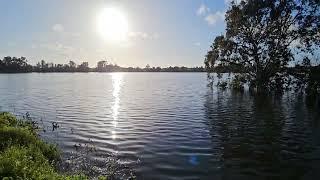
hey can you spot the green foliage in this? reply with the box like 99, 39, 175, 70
0, 126, 60, 163
217, 81, 228, 90
0, 112, 98, 180
0, 112, 59, 163
0, 146, 60, 179
230, 75, 246, 91
205, 0, 320, 93
0, 112, 18, 127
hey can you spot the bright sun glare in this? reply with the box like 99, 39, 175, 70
97, 7, 129, 42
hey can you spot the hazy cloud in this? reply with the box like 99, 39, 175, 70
197, 4, 210, 16
71, 32, 81, 38
205, 11, 225, 25
34, 42, 75, 58
197, 4, 225, 26
7, 42, 16, 47
194, 42, 201, 46
31, 44, 37, 49
128, 32, 159, 40
52, 24, 64, 33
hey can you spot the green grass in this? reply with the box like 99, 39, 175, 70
0, 112, 91, 180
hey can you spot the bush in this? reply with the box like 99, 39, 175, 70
0, 146, 60, 179
0, 126, 59, 163
230, 75, 245, 91
0, 112, 94, 180
217, 81, 228, 90
0, 112, 18, 127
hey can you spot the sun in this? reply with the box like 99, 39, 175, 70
97, 7, 129, 42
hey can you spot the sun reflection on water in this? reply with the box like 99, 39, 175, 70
111, 73, 123, 140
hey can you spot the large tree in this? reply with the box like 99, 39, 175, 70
205, 0, 320, 92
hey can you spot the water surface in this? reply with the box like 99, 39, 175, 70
0, 73, 319, 179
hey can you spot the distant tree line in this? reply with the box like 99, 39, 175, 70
0, 56, 205, 73
0, 56, 33, 73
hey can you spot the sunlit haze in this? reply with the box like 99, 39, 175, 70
0, 0, 228, 67
97, 7, 129, 42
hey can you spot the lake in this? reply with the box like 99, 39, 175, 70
0, 73, 319, 180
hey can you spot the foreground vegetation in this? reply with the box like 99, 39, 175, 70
0, 112, 103, 180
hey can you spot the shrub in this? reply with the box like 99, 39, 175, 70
0, 125, 59, 163
0, 112, 18, 127
0, 112, 95, 180
0, 146, 60, 179
230, 75, 245, 91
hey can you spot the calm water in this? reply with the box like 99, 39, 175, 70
0, 73, 319, 180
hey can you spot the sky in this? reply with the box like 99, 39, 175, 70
0, 0, 231, 67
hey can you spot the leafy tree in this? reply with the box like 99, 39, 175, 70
68, 61, 77, 72
96, 60, 108, 72
77, 62, 89, 72
41, 60, 46, 69
205, 0, 320, 93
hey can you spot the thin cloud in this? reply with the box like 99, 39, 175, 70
71, 32, 81, 38
7, 42, 16, 47
194, 42, 201, 46
36, 42, 75, 57
197, 4, 210, 16
205, 11, 225, 26
128, 32, 159, 40
197, 4, 225, 26
52, 24, 64, 33
31, 44, 37, 49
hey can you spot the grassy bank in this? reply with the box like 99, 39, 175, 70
0, 112, 97, 180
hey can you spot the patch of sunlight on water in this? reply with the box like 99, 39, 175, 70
111, 73, 123, 140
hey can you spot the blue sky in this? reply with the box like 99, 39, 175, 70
0, 0, 230, 67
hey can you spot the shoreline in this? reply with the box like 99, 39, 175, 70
0, 112, 114, 179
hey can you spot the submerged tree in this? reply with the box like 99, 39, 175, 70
205, 0, 320, 93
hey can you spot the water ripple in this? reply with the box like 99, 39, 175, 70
0, 73, 319, 180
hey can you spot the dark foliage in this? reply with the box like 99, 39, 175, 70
0, 57, 205, 73
205, 0, 320, 93
0, 56, 33, 73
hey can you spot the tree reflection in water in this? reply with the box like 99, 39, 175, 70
204, 90, 320, 180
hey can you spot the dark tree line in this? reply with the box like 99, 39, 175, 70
33, 60, 89, 72
0, 57, 205, 73
0, 57, 33, 73
205, 0, 320, 94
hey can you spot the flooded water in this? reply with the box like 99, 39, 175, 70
0, 73, 319, 180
